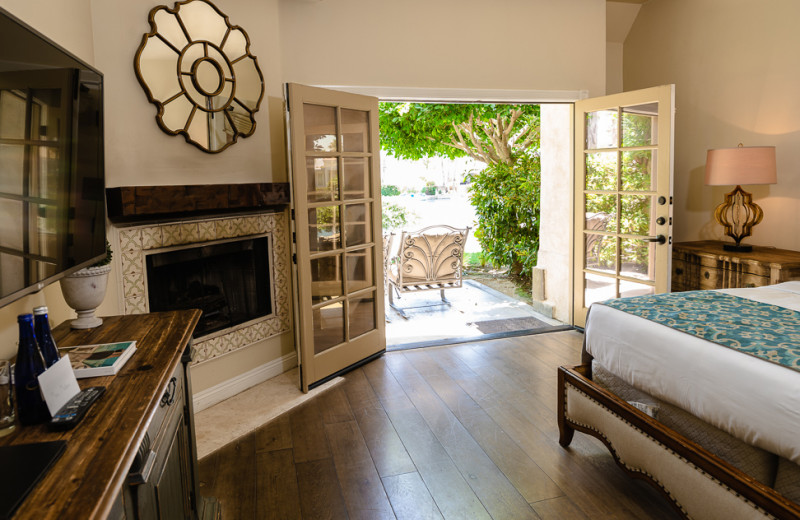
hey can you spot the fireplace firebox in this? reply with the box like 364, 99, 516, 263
146, 237, 271, 337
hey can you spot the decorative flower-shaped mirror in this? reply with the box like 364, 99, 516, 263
134, 0, 264, 153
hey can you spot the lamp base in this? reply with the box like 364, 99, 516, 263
723, 243, 752, 253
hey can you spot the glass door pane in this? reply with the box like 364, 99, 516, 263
288, 84, 385, 390
574, 86, 674, 327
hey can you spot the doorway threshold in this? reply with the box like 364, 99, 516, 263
386, 324, 574, 352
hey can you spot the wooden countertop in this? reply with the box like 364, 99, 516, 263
0, 310, 201, 519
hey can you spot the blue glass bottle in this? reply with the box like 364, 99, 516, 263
33, 306, 60, 367
15, 314, 49, 425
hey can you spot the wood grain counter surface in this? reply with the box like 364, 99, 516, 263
0, 310, 201, 519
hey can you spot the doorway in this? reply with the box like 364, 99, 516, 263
376, 100, 573, 349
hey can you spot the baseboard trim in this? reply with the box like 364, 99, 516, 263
192, 352, 298, 412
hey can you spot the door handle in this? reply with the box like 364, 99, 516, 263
642, 235, 667, 245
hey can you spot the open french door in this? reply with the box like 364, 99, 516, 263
286, 83, 385, 392
573, 85, 675, 327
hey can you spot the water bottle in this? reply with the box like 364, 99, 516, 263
33, 306, 60, 367
15, 314, 49, 425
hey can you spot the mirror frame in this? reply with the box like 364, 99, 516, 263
133, 0, 265, 153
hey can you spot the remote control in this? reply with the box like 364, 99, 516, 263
49, 386, 106, 430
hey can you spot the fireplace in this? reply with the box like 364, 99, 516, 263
114, 212, 291, 365
146, 237, 272, 338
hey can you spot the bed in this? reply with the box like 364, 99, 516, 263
558, 282, 800, 519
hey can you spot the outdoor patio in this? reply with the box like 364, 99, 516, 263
385, 278, 566, 349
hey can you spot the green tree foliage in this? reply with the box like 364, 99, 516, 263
382, 202, 412, 231
468, 154, 541, 276
379, 103, 539, 165
379, 102, 542, 278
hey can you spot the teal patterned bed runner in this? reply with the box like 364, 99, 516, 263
599, 290, 800, 371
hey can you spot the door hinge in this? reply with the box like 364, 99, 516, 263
291, 208, 295, 220
292, 231, 296, 243
292, 253, 297, 264
670, 196, 673, 205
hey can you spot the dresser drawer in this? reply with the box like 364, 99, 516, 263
672, 259, 688, 291
671, 241, 798, 291
698, 266, 722, 290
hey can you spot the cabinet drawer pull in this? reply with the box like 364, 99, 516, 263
160, 377, 177, 407
129, 449, 156, 485
129, 433, 156, 485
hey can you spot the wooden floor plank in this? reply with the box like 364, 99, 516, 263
385, 352, 540, 520
432, 341, 677, 519
317, 385, 356, 424
362, 357, 492, 520
254, 413, 292, 453
382, 472, 444, 520
325, 420, 396, 520
295, 458, 349, 520
404, 347, 564, 504
531, 496, 591, 520
200, 330, 680, 520
203, 433, 257, 519
342, 368, 417, 478
255, 448, 301, 519
289, 399, 331, 463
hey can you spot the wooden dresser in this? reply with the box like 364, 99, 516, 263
0, 310, 217, 520
672, 241, 800, 292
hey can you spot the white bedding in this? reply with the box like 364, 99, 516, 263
585, 281, 800, 465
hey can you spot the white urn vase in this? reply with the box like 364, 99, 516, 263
59, 264, 112, 329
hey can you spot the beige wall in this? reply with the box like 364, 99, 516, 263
606, 42, 623, 94
0, 0, 95, 64
91, 0, 286, 188
92, 0, 291, 393
538, 104, 573, 323
0, 0, 610, 390
279, 0, 606, 97
624, 0, 800, 250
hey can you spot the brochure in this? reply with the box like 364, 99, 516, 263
65, 341, 137, 378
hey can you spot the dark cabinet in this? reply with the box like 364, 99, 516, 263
125, 360, 194, 520
0, 311, 218, 520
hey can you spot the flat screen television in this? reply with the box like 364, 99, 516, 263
0, 8, 106, 308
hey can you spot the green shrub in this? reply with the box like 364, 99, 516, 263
468, 154, 540, 278
463, 251, 490, 268
420, 182, 437, 196
381, 185, 401, 196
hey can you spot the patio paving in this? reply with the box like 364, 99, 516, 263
386, 278, 566, 349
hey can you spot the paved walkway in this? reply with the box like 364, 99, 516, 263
386, 279, 563, 347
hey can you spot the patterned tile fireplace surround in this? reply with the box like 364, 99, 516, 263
113, 211, 291, 366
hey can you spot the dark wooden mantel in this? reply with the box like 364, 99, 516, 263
106, 182, 290, 223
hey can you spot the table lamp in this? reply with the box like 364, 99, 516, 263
704, 144, 777, 252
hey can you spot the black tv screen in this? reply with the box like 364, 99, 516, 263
0, 8, 106, 308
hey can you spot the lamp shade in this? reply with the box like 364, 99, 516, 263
704, 146, 777, 186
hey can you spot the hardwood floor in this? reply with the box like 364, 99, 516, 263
198, 331, 680, 519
